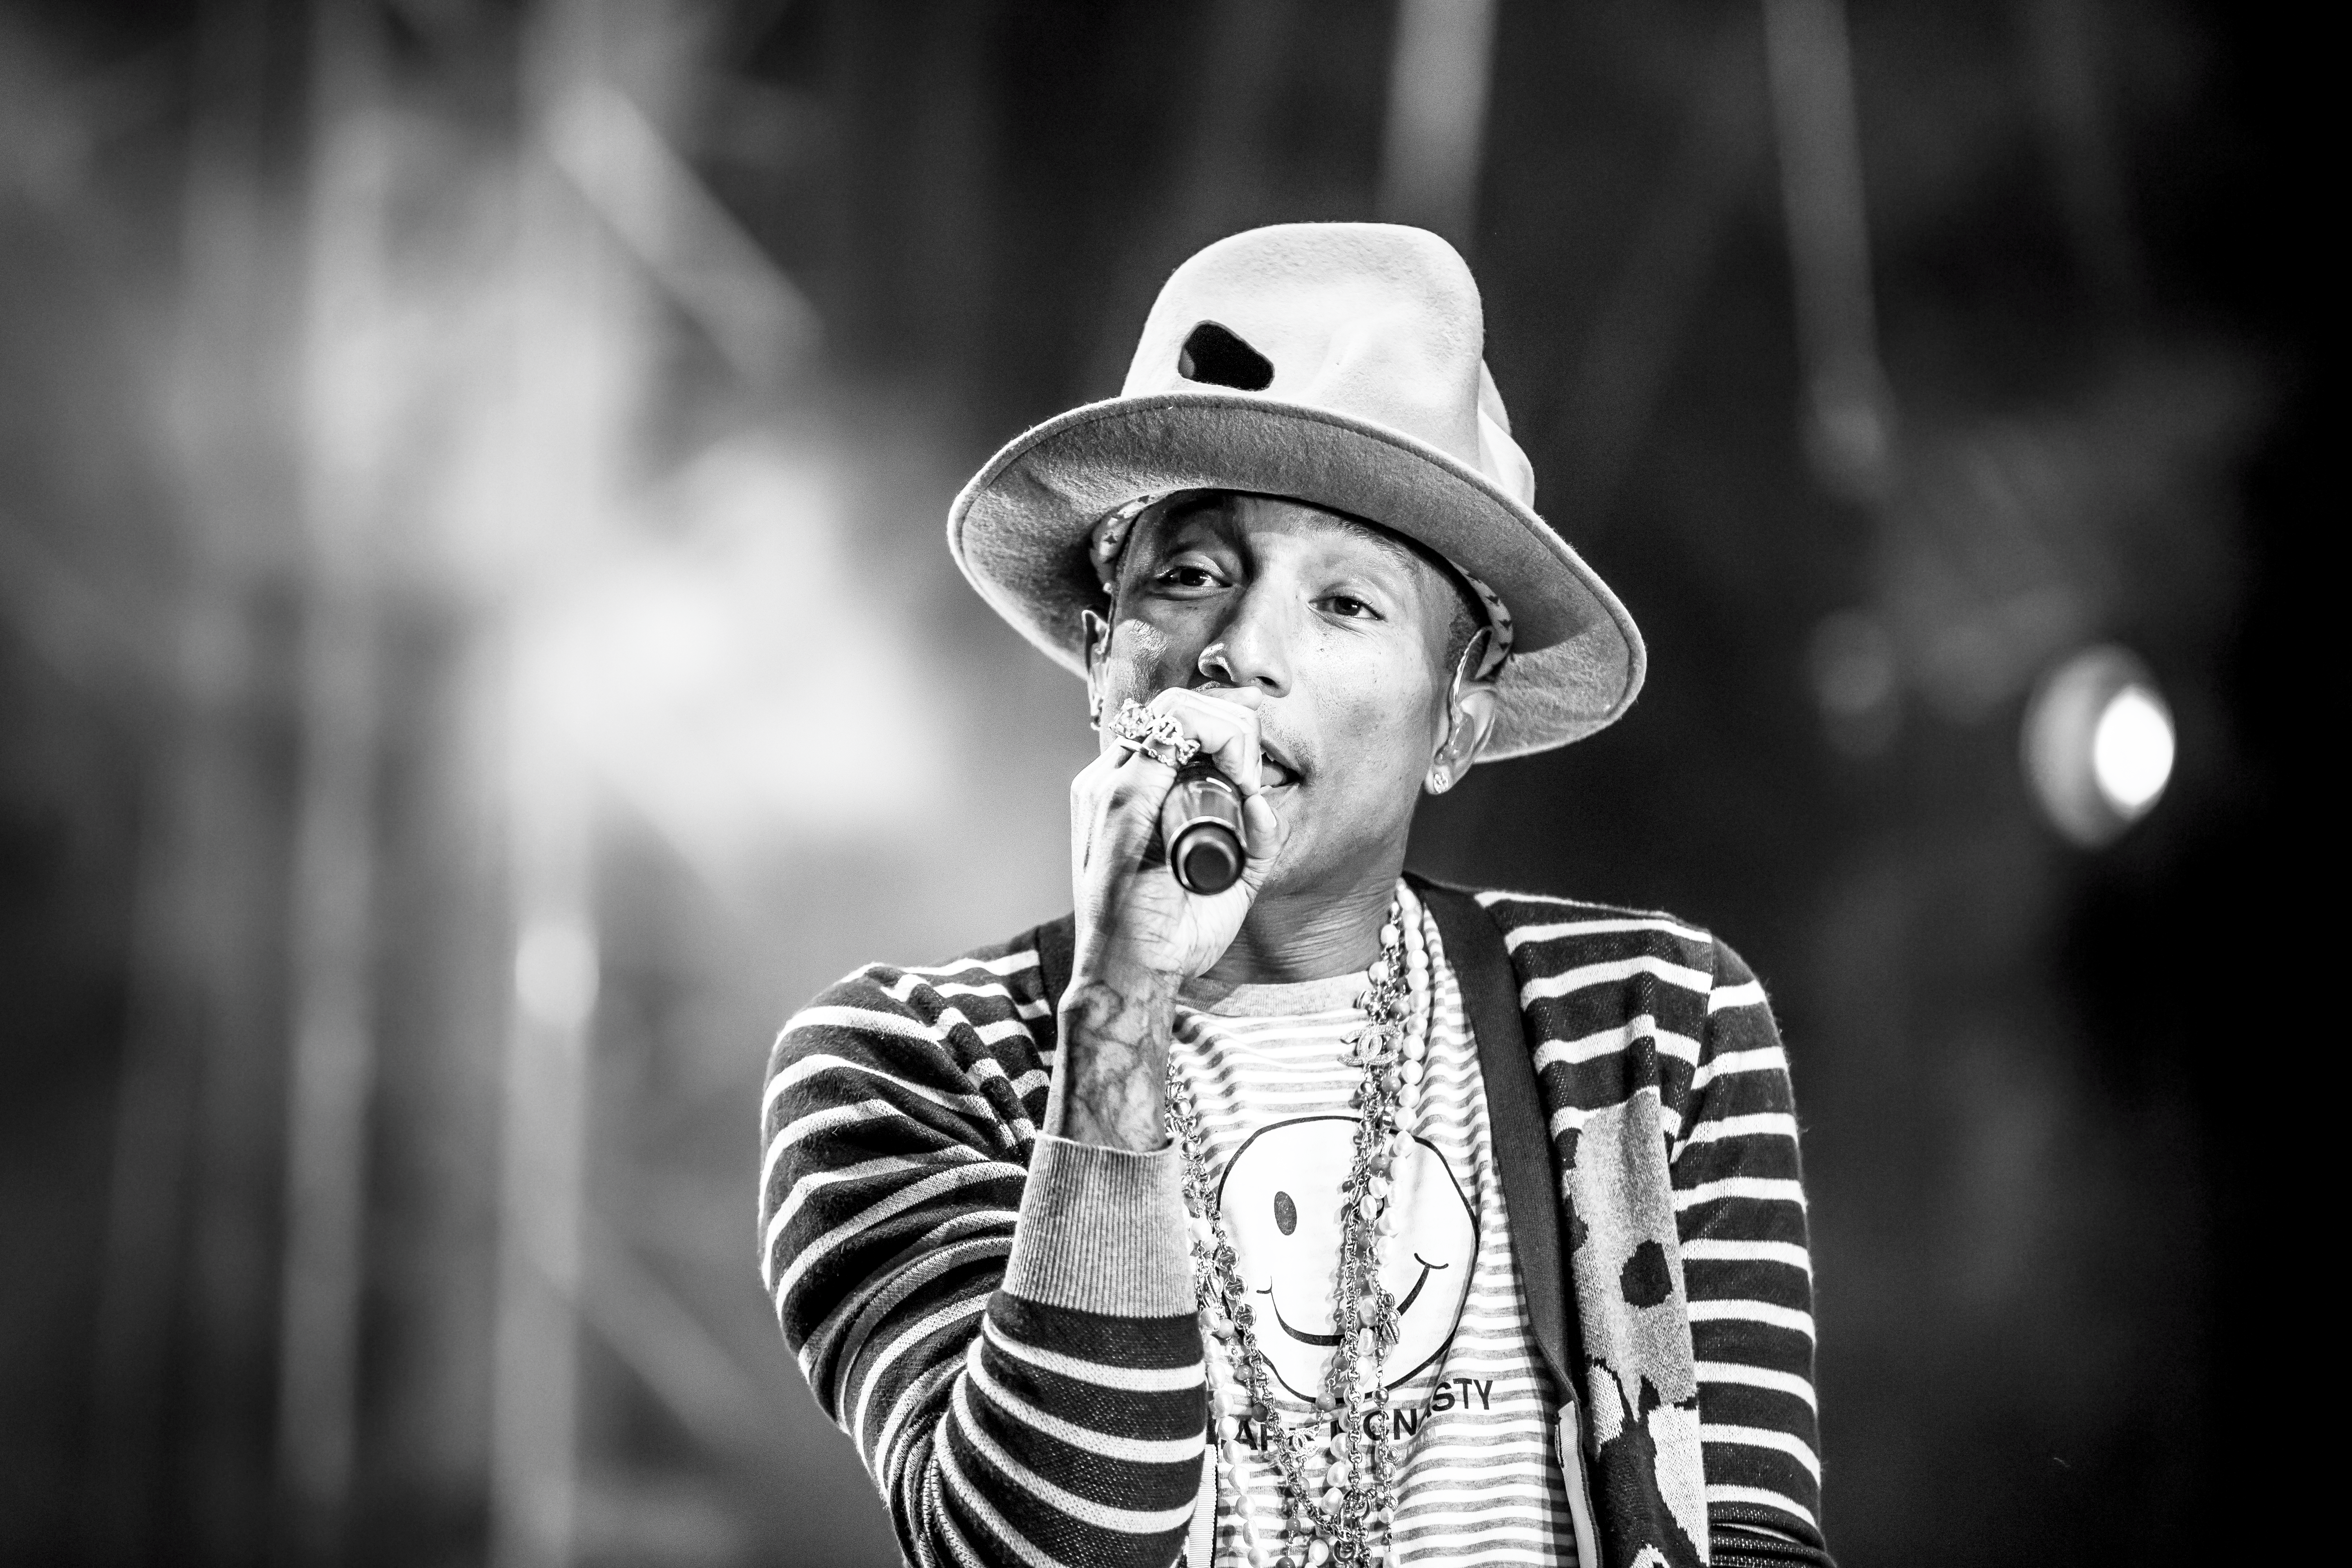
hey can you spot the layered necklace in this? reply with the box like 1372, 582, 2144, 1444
1165, 892, 1431, 1568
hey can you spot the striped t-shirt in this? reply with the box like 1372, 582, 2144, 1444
1172, 882, 1575, 1566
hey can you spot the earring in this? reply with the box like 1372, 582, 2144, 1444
1429, 764, 1451, 793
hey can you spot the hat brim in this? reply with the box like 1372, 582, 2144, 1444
947, 391, 1646, 758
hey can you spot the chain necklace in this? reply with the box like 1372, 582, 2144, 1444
1166, 893, 1432, 1568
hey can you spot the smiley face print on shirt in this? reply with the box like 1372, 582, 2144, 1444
1214, 1115, 1479, 1399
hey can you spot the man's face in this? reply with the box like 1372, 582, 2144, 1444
1094, 493, 1459, 896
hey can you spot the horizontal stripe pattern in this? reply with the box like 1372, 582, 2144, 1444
1474, 889, 1824, 1554
764, 941, 1203, 1568
760, 889, 1826, 1567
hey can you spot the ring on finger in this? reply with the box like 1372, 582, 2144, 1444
1106, 699, 1200, 769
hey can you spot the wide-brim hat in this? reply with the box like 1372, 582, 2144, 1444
946, 222, 1644, 757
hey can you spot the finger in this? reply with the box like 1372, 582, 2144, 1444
1145, 687, 1265, 794
1091, 748, 1182, 867
1069, 748, 1126, 860
1069, 744, 1128, 811
1069, 760, 1106, 881
1239, 788, 1284, 864
1071, 746, 1166, 884
1180, 682, 1264, 712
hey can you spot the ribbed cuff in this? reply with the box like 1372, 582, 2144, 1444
1004, 1134, 1194, 1316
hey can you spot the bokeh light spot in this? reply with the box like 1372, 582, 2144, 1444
2091, 684, 2175, 815
2022, 646, 2176, 848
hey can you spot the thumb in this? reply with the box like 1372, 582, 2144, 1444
1240, 788, 1285, 866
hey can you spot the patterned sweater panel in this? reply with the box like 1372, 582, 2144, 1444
1476, 890, 1824, 1552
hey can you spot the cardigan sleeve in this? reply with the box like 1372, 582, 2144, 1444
1672, 939, 1832, 1564
760, 957, 1207, 1568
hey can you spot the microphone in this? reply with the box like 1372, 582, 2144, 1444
1163, 759, 1246, 895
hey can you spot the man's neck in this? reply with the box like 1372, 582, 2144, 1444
1202, 863, 1402, 986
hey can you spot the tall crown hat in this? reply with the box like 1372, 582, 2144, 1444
946, 221, 1644, 757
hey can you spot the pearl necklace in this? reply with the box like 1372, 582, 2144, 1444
1166, 894, 1432, 1568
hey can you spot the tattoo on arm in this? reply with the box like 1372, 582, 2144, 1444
1050, 971, 1181, 1151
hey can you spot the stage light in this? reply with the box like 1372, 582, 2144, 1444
2090, 684, 2174, 814
2022, 646, 2175, 847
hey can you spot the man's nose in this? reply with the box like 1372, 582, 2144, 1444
1197, 579, 1294, 694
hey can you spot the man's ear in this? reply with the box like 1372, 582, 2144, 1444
1081, 608, 1111, 725
1426, 631, 1500, 795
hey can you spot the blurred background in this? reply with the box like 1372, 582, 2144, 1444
0, 0, 2312, 1564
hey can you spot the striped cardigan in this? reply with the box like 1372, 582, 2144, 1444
759, 878, 1829, 1568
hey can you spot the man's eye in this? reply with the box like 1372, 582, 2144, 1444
1158, 564, 1221, 590
1324, 594, 1377, 619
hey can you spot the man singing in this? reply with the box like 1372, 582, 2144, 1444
760, 224, 1829, 1568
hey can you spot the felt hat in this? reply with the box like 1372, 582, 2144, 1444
946, 221, 1644, 756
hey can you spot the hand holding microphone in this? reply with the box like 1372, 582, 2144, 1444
1055, 686, 1286, 1147
1100, 694, 1268, 897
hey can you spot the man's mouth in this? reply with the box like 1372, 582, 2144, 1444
1259, 749, 1302, 790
